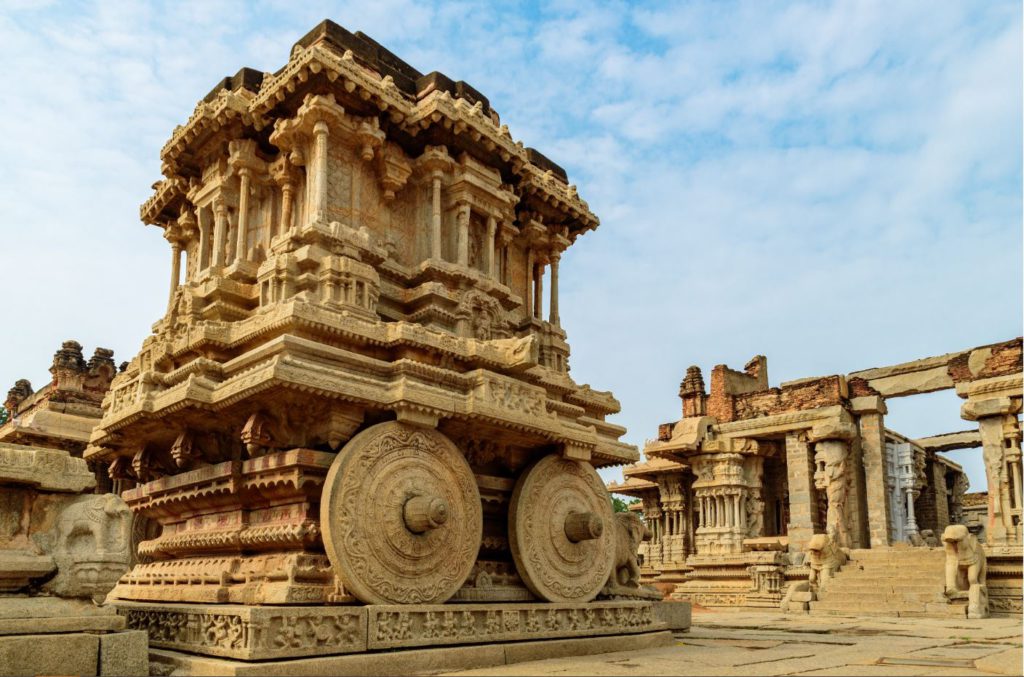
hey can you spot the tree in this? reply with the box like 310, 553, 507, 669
612, 495, 639, 513
0, 406, 8, 426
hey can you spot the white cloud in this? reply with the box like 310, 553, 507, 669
0, 1, 1018, 492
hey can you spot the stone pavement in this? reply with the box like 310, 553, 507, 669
444, 610, 1023, 676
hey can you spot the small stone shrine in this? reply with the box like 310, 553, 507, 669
82, 19, 673, 673
0, 442, 147, 676
1, 340, 118, 492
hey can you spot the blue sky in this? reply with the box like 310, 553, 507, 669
0, 1, 1020, 491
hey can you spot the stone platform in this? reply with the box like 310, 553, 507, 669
149, 631, 674, 676
119, 600, 669, 670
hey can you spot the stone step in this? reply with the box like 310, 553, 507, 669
808, 607, 902, 618
821, 591, 946, 604
808, 605, 963, 619
837, 567, 941, 576
809, 602, 927, 614
824, 583, 943, 595
846, 554, 944, 563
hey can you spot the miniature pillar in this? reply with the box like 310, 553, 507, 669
198, 215, 210, 271
312, 120, 330, 223
525, 249, 534, 317
785, 432, 816, 552
235, 168, 251, 263
213, 200, 228, 267
905, 488, 918, 536
852, 396, 891, 547
168, 241, 182, 307
430, 173, 443, 260
280, 182, 294, 239
485, 216, 497, 277
533, 261, 544, 319
549, 252, 560, 325
456, 203, 470, 266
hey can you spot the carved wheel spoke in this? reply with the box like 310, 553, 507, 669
508, 454, 614, 603
321, 421, 482, 605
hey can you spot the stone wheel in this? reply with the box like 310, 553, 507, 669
508, 454, 615, 603
321, 421, 482, 605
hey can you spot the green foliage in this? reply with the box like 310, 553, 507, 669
612, 496, 639, 513
0, 406, 8, 426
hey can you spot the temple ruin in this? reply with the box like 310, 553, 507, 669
77, 19, 677, 673
1, 340, 118, 492
610, 338, 1022, 617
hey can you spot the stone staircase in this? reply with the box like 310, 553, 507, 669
809, 547, 967, 618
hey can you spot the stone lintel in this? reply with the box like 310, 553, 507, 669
715, 405, 849, 439
915, 430, 983, 452
849, 395, 887, 415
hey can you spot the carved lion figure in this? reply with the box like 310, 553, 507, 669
806, 533, 847, 592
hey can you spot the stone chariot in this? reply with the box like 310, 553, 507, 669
83, 20, 667, 670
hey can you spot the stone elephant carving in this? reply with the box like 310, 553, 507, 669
806, 533, 847, 593
942, 524, 988, 618
54, 493, 132, 558
44, 493, 133, 599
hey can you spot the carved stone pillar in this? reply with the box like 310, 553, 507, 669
485, 216, 497, 277
533, 259, 544, 320
785, 431, 816, 553
312, 120, 330, 223
978, 414, 1014, 544
852, 396, 891, 547
525, 248, 534, 317
813, 438, 850, 547
456, 203, 470, 266
549, 251, 560, 326
212, 199, 228, 268
235, 167, 252, 263
167, 238, 182, 307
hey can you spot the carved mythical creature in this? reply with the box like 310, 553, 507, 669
813, 442, 850, 546
601, 512, 661, 599
942, 524, 988, 618
608, 512, 648, 588
806, 533, 847, 593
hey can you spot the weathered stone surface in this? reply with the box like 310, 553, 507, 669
652, 600, 691, 630
99, 630, 149, 676
1, 341, 118, 493
0, 443, 144, 674
0, 633, 99, 677
0, 442, 95, 492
